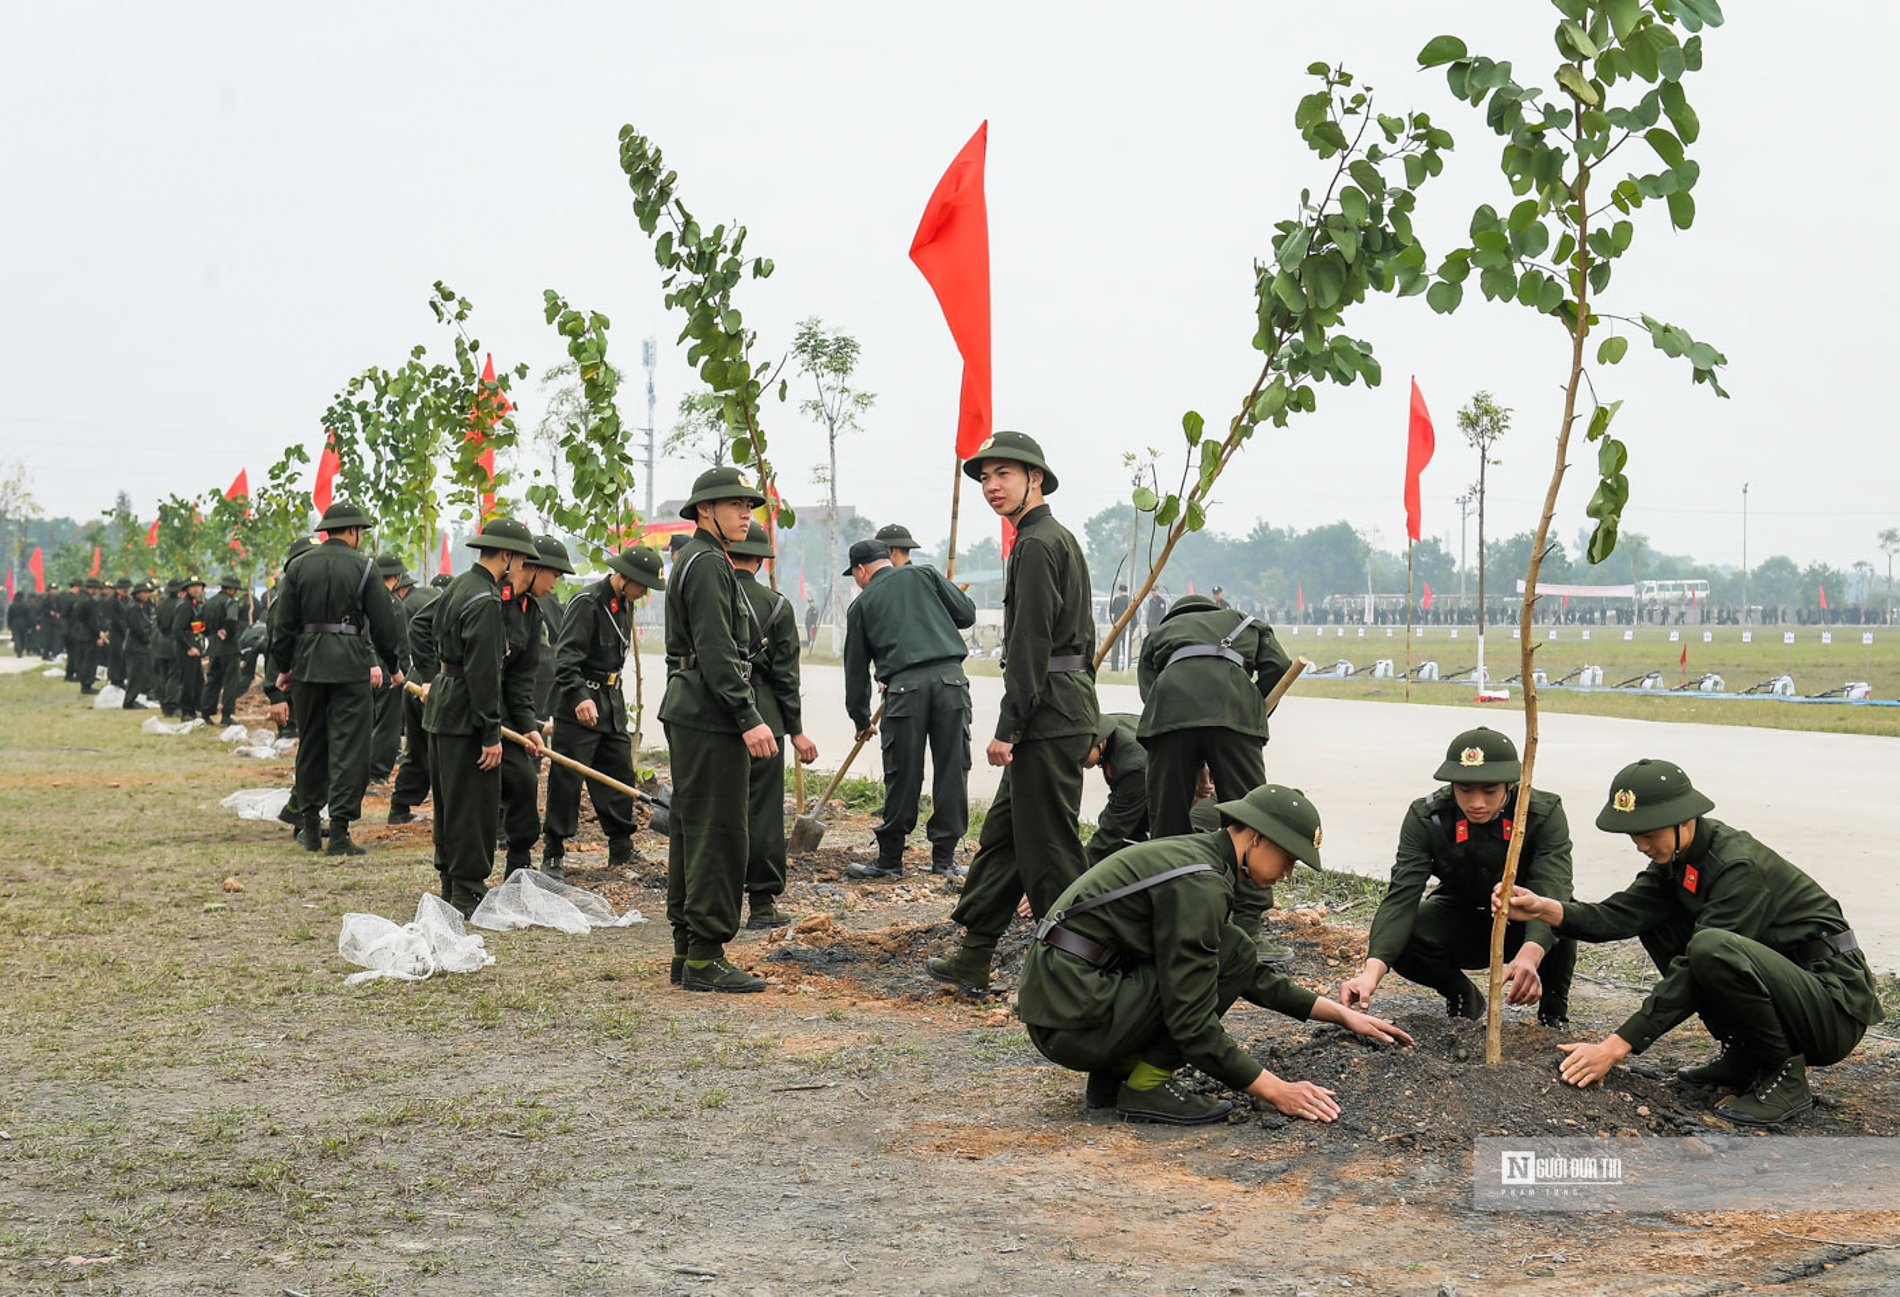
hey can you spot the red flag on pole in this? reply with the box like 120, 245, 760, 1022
28, 546, 44, 592
909, 122, 992, 461
1187, 580, 1196, 596
225, 469, 249, 501
1297, 582, 1305, 615
1422, 582, 1433, 611
88, 546, 101, 577
1680, 643, 1688, 679
145, 518, 159, 547
1403, 378, 1436, 543
439, 532, 452, 578
4, 567, 11, 604
798, 569, 808, 601
468, 354, 509, 520
1819, 583, 1829, 611
313, 431, 341, 514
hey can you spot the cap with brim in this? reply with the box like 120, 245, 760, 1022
182, 576, 205, 589
728, 521, 775, 559
216, 572, 241, 589
85, 578, 104, 589
1213, 784, 1324, 870
464, 517, 539, 558
114, 578, 132, 589
375, 554, 404, 577
430, 573, 453, 589
605, 545, 666, 591
1595, 758, 1715, 834
532, 535, 576, 575
164, 579, 184, 594
667, 533, 691, 553
844, 539, 891, 575
678, 466, 767, 520
1433, 726, 1522, 783
874, 523, 920, 551
960, 429, 1059, 494
315, 499, 374, 531
132, 580, 156, 595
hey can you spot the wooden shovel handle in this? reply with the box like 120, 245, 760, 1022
1263, 656, 1311, 716
404, 680, 648, 803
815, 700, 886, 807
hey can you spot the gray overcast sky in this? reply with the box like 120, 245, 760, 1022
4, 2, 1895, 576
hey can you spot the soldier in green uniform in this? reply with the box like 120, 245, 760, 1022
1497, 759, 1883, 1125
268, 502, 405, 857
1342, 727, 1576, 1026
841, 538, 976, 880
543, 544, 665, 879
873, 523, 920, 567
201, 573, 248, 726
1136, 591, 1291, 956
173, 577, 209, 719
661, 467, 777, 992
928, 432, 1099, 996
57, 580, 81, 682
727, 522, 818, 928
424, 518, 543, 913
153, 579, 181, 715
495, 536, 566, 876
105, 578, 131, 689
71, 579, 107, 695
367, 556, 410, 784
260, 540, 314, 744
531, 567, 565, 722
122, 580, 157, 709
389, 564, 440, 824
1018, 784, 1411, 1124
1084, 713, 1150, 866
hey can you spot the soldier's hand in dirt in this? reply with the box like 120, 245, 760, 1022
1556, 1035, 1632, 1088
369, 665, 383, 688
741, 723, 778, 759
1016, 896, 1033, 919
574, 698, 599, 727
987, 739, 1013, 767
1503, 953, 1544, 1006
1340, 960, 1385, 1010
1249, 1072, 1341, 1123
1339, 1010, 1414, 1048
792, 733, 818, 764
477, 742, 503, 771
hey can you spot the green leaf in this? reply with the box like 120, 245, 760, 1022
1586, 398, 1622, 441
1418, 34, 1468, 67
1597, 334, 1629, 365
1597, 435, 1628, 477
1253, 381, 1290, 421
1561, 21, 1598, 58
1660, 81, 1701, 143
1645, 128, 1684, 168
1182, 410, 1205, 445
1271, 270, 1306, 312
1611, 219, 1634, 254
1426, 279, 1463, 314
1154, 494, 1181, 527
1132, 486, 1159, 512
1587, 517, 1620, 565
1276, 227, 1312, 270
1555, 64, 1599, 105
1339, 185, 1369, 225
1404, 154, 1427, 189
1507, 198, 1540, 232
1185, 499, 1208, 532
1306, 253, 1344, 308
1608, 0, 1641, 43
1667, 190, 1696, 229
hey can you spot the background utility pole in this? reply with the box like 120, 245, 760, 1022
1740, 480, 1749, 625
1456, 492, 1472, 606
641, 337, 658, 521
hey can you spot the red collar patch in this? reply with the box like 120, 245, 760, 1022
500, 585, 514, 600
1682, 864, 1700, 894
609, 597, 620, 614
1455, 819, 1469, 844
1502, 818, 1515, 841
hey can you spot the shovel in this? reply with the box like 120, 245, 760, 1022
788, 700, 883, 855
1264, 656, 1311, 716
403, 681, 649, 805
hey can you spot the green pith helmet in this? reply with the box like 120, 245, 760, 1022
85, 578, 104, 590
430, 573, 452, 589
132, 580, 156, 595
216, 572, 241, 589
1433, 726, 1522, 784
961, 429, 1059, 494
1213, 784, 1324, 870
728, 521, 774, 559
392, 569, 416, 590
164, 578, 184, 595
375, 554, 404, 577
1595, 758, 1715, 834
114, 578, 132, 590
464, 517, 539, 558
284, 537, 315, 566
182, 575, 205, 591
532, 534, 576, 576
1161, 593, 1220, 622
605, 544, 666, 591
315, 499, 374, 531
678, 466, 767, 520
874, 523, 920, 551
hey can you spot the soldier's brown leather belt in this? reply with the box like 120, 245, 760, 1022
1035, 919, 1118, 969
1791, 929, 1859, 965
304, 622, 360, 636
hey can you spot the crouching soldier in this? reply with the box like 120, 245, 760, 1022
1497, 759, 1883, 1126
1341, 727, 1576, 1026
1017, 785, 1412, 1126
1083, 713, 1149, 866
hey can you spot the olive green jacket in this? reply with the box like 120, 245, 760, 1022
554, 578, 633, 734
202, 589, 247, 659
1135, 597, 1289, 741
843, 563, 974, 732
124, 599, 156, 654
153, 593, 178, 657
500, 587, 545, 731
267, 539, 403, 685
737, 570, 803, 738
396, 586, 440, 678
659, 531, 762, 735
1368, 787, 1574, 964
1558, 817, 1884, 1053
422, 565, 508, 745
1016, 829, 1317, 1092
995, 504, 1097, 745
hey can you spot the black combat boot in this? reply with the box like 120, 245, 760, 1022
541, 837, 566, 883
847, 845, 905, 880
503, 847, 532, 878
297, 812, 323, 853
326, 820, 367, 857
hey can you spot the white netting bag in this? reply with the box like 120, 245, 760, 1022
91, 685, 126, 709
470, 868, 647, 934
142, 716, 205, 735
220, 788, 293, 821
41, 666, 64, 678
339, 894, 493, 986
218, 724, 249, 742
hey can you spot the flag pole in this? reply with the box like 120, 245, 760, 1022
1405, 541, 1415, 703
945, 455, 964, 582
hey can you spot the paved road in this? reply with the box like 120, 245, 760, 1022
637, 652, 1900, 970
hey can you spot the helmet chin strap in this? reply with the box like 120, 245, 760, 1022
1671, 823, 1682, 863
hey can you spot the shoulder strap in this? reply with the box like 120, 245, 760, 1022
1218, 612, 1257, 649
763, 593, 789, 635
357, 558, 376, 598
1053, 862, 1216, 924
672, 549, 711, 590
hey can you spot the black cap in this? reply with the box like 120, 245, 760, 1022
843, 539, 891, 575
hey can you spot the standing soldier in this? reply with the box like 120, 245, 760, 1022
5, 591, 28, 658
1106, 583, 1132, 671
874, 523, 920, 568
1342, 728, 1576, 1025
268, 502, 404, 858
531, 561, 565, 721
122, 580, 157, 708
58, 580, 81, 682
260, 540, 314, 743
494, 536, 565, 877
928, 432, 1099, 996
1499, 759, 1883, 1125
661, 467, 777, 993
1084, 713, 1150, 866
839, 538, 975, 881
201, 573, 249, 726
106, 578, 131, 689
424, 518, 542, 914
153, 579, 181, 715
173, 576, 208, 719
73, 579, 107, 695
728, 522, 818, 929
543, 545, 665, 879
367, 555, 410, 785
388, 564, 440, 825
1137, 591, 1292, 960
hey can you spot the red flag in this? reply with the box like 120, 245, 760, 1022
27, 547, 44, 593
439, 532, 452, 578
1422, 582, 1433, 611
225, 469, 249, 501
145, 518, 159, 546
467, 354, 510, 519
1187, 580, 1197, 595
1403, 378, 1435, 543
1297, 582, 1305, 615
1819, 583, 1829, 611
88, 546, 101, 577
798, 569, 808, 601
313, 430, 341, 514
1690, 586, 1698, 607
4, 567, 11, 604
909, 122, 992, 460
1562, 593, 1569, 613
1680, 644, 1688, 670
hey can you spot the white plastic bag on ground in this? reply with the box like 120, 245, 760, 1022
220, 788, 294, 821
339, 894, 494, 986
142, 716, 205, 735
219, 724, 249, 743
250, 727, 275, 745
471, 868, 647, 933
41, 667, 63, 678
233, 743, 279, 759
91, 685, 125, 709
